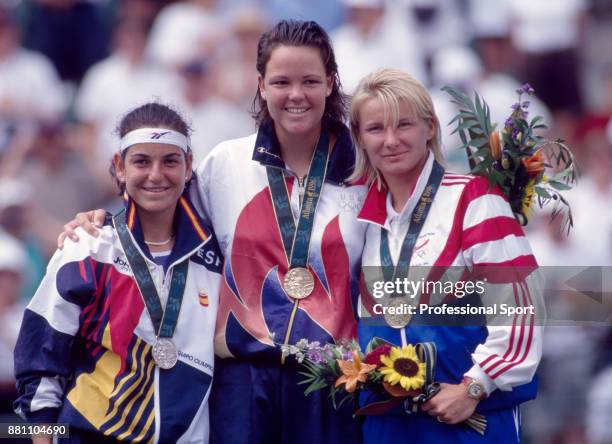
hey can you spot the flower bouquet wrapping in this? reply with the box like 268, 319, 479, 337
282, 338, 487, 435
442, 84, 578, 233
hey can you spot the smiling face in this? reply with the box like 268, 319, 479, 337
115, 143, 192, 217
258, 45, 333, 143
357, 97, 434, 183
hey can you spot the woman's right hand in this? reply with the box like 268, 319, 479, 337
58, 209, 107, 249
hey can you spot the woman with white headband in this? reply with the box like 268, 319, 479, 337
13, 103, 222, 444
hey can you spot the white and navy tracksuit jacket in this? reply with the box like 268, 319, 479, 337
14, 193, 222, 444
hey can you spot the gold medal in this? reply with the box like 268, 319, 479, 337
283, 267, 315, 300
383, 297, 413, 329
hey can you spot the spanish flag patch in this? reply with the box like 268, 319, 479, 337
199, 291, 209, 307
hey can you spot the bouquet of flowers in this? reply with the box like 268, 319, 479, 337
282, 338, 487, 435
442, 83, 578, 233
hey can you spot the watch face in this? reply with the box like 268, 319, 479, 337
468, 383, 483, 398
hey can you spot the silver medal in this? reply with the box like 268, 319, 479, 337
152, 338, 178, 369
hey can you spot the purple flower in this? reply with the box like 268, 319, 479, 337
306, 349, 325, 364
512, 127, 520, 139
342, 351, 354, 361
521, 101, 530, 109
511, 102, 520, 110
516, 83, 535, 95
505, 117, 514, 127
307, 341, 321, 350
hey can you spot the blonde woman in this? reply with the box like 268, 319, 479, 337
350, 69, 542, 443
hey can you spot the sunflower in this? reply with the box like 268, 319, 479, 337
379, 345, 426, 391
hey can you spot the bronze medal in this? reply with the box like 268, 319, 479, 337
283, 267, 315, 300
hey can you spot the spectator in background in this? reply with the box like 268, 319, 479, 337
212, 6, 268, 108
0, 122, 115, 238
586, 328, 612, 444
172, 58, 253, 164
0, 7, 67, 156
0, 180, 46, 301
20, 0, 109, 84
146, 0, 225, 70
587, 363, 612, 444
257, 0, 346, 31
0, 231, 27, 415
428, 1, 551, 170
74, 15, 175, 166
332, 0, 426, 93
427, 44, 483, 170
401, 0, 468, 79
561, 119, 612, 266
509, 0, 588, 146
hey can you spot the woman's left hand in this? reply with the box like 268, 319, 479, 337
420, 382, 479, 424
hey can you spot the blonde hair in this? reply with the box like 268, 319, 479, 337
348, 68, 444, 186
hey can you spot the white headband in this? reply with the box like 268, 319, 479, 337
119, 127, 190, 153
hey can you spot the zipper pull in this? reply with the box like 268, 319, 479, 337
297, 176, 306, 206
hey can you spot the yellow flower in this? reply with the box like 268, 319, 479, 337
379, 345, 426, 391
335, 350, 377, 393
521, 178, 537, 217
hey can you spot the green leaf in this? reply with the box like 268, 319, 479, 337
470, 146, 491, 159
529, 115, 543, 126
490, 168, 506, 185
548, 180, 572, 191
448, 111, 476, 125
468, 137, 489, 148
475, 93, 484, 119
471, 161, 489, 175
365, 337, 393, 353
534, 187, 552, 199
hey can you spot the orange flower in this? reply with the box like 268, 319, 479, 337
489, 131, 502, 160
522, 150, 545, 177
335, 350, 377, 393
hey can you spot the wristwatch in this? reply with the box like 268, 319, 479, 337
462, 376, 487, 401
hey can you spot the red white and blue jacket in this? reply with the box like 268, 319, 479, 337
194, 122, 367, 362
14, 193, 222, 443
357, 153, 543, 408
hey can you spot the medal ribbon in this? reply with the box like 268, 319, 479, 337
267, 131, 330, 268
380, 161, 445, 285
113, 210, 187, 338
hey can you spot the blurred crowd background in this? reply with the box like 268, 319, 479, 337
0, 0, 611, 443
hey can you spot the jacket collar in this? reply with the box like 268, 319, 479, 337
121, 190, 212, 264
357, 152, 435, 227
251, 120, 356, 185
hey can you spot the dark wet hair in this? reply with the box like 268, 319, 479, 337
110, 102, 192, 194
251, 19, 348, 134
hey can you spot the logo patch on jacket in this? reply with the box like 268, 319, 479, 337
199, 291, 209, 307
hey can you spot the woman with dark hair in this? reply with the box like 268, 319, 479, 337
197, 20, 365, 443
15, 103, 222, 444
59, 20, 365, 443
